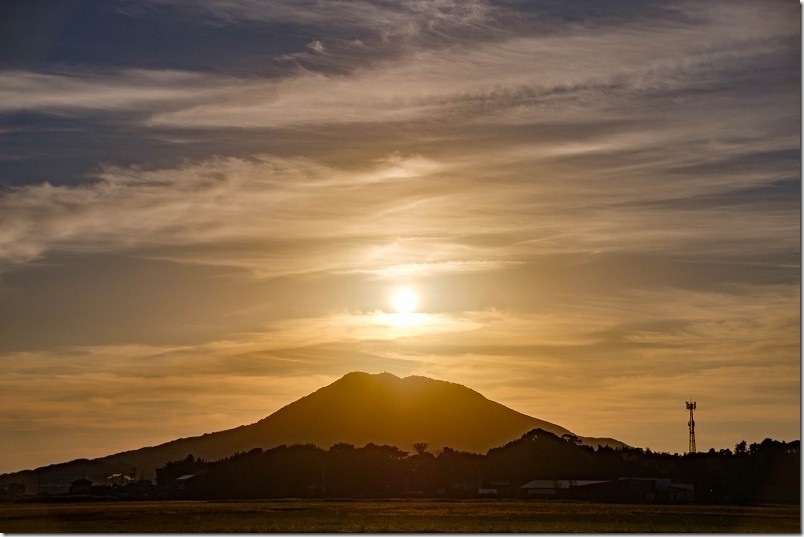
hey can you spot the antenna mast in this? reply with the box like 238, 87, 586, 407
686, 401, 696, 453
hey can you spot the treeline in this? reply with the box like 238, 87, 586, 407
156, 429, 799, 504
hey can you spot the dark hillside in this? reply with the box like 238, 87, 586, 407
0, 372, 625, 492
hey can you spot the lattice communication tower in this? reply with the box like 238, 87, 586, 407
686, 401, 696, 453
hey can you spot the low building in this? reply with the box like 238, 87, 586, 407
489, 481, 512, 495
568, 478, 694, 503
520, 479, 607, 496
175, 474, 196, 491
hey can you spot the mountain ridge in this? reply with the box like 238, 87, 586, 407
0, 371, 627, 492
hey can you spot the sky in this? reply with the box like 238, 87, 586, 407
0, 0, 800, 474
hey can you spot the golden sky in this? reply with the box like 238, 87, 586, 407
0, 0, 800, 473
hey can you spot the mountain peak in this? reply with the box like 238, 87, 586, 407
338, 370, 401, 382
253, 371, 572, 456
1, 372, 627, 493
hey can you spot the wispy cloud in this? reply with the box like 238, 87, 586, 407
126, 0, 494, 38
1, 279, 797, 469
2, 2, 794, 129
0, 0, 798, 472
136, 2, 795, 128
1, 117, 797, 284
0, 69, 234, 114
0, 154, 444, 267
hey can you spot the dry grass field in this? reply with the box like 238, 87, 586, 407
0, 499, 799, 533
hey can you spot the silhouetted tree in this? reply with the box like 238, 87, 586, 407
156, 454, 205, 486
413, 442, 429, 456
151, 435, 799, 504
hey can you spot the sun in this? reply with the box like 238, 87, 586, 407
391, 287, 418, 313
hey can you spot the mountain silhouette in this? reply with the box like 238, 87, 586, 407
1, 372, 625, 491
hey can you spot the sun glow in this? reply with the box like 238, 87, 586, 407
391, 287, 418, 313
385, 287, 422, 328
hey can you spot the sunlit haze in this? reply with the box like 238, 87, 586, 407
392, 288, 419, 313
0, 0, 799, 474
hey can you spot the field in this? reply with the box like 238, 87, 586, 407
0, 499, 799, 533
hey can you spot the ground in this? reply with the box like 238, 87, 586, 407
0, 499, 799, 533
